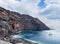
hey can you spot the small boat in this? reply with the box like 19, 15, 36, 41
48, 33, 53, 36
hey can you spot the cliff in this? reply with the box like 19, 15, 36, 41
0, 7, 49, 37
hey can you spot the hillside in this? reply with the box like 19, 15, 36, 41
0, 7, 49, 37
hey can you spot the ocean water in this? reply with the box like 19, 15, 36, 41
15, 30, 60, 44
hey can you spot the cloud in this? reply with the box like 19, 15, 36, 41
0, 0, 40, 16
39, 0, 60, 30
0, 0, 60, 30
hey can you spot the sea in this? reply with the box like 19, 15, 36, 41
14, 30, 60, 44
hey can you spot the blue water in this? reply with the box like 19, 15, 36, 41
17, 30, 60, 44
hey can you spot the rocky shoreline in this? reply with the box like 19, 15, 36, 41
0, 35, 38, 44
0, 7, 49, 44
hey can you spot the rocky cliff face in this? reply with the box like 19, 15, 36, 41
0, 7, 49, 37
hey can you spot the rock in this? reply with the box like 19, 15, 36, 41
0, 20, 13, 38
0, 7, 49, 37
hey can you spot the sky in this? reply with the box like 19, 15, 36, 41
0, 0, 60, 30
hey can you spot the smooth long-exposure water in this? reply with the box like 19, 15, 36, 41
14, 30, 60, 44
